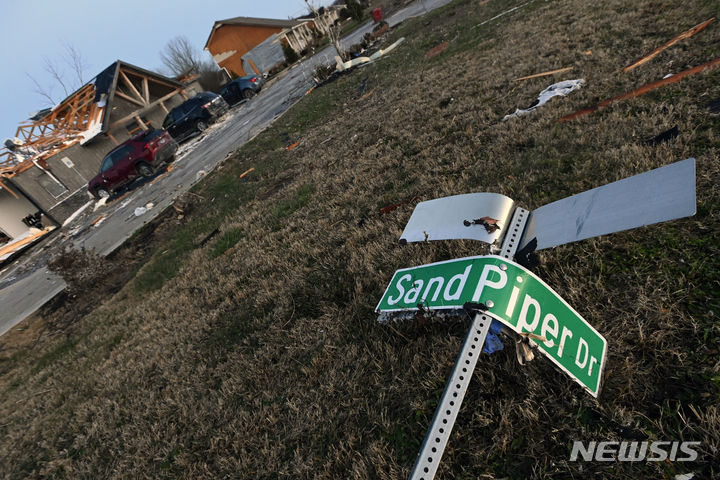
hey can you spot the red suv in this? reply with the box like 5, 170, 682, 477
88, 129, 178, 199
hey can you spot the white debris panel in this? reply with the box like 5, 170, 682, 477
503, 78, 585, 120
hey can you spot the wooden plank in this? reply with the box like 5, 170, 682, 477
559, 57, 720, 121
160, 101, 169, 114
142, 76, 150, 103
134, 116, 149, 131
114, 91, 146, 108
623, 18, 715, 72
0, 179, 20, 199
108, 89, 182, 130
0, 227, 54, 258
513, 66, 573, 82
119, 69, 148, 105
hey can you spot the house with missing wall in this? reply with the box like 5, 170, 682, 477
0, 61, 192, 246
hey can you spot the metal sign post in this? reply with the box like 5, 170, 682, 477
376, 159, 697, 479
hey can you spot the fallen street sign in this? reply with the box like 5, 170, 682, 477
376, 255, 607, 396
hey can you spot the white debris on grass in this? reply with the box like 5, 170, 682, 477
675, 474, 694, 480
503, 79, 585, 120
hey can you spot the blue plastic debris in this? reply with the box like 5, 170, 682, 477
482, 319, 505, 354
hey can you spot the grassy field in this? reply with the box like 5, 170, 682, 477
1, 0, 719, 478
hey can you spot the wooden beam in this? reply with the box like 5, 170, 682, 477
159, 101, 169, 114
119, 69, 148, 105
134, 115, 149, 131
0, 179, 20, 199
107, 132, 120, 145
142, 76, 150, 103
514, 66, 574, 82
559, 56, 720, 121
623, 18, 715, 72
124, 68, 181, 91
108, 89, 182, 130
114, 91, 146, 108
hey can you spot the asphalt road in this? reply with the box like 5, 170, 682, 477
0, 0, 452, 337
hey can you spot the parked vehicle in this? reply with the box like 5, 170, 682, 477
88, 129, 177, 199
162, 92, 228, 142
219, 74, 264, 106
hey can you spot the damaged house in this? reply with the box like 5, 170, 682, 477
204, 8, 342, 77
0, 61, 189, 242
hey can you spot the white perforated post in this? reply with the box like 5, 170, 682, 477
409, 313, 492, 479
408, 206, 530, 480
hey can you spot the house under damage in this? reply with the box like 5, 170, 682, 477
0, 61, 191, 250
204, 7, 342, 77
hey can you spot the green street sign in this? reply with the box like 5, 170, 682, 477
376, 255, 607, 397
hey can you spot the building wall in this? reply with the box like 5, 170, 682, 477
0, 187, 35, 238
208, 24, 286, 77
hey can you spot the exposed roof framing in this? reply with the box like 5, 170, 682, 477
0, 61, 183, 178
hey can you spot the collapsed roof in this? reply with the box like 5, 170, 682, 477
0, 61, 182, 178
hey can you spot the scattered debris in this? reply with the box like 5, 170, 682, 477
305, 86, 315, 96
558, 57, 720, 121
286, 142, 300, 151
516, 332, 546, 365
474, 1, 531, 28
93, 197, 109, 211
425, 41, 449, 59
644, 125, 679, 145
380, 196, 419, 215
92, 215, 107, 228
623, 18, 714, 72
196, 170, 207, 180
320, 137, 334, 145
357, 88, 376, 102
367, 21, 389, 42
62, 201, 93, 227
369, 37, 405, 61
438, 97, 454, 108
194, 228, 220, 247
145, 202, 154, 211
336, 55, 372, 72
584, 50, 593, 56
675, 474, 695, 480
0, 226, 55, 260
463, 217, 500, 233
482, 320, 505, 354
504, 79, 585, 120
355, 77, 368, 98
513, 66, 574, 82
239, 167, 255, 180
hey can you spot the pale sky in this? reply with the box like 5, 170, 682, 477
0, 0, 333, 140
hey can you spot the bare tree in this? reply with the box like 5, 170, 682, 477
27, 43, 89, 106
305, 1, 348, 61
160, 36, 218, 78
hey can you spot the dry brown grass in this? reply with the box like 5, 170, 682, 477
1, 0, 719, 478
